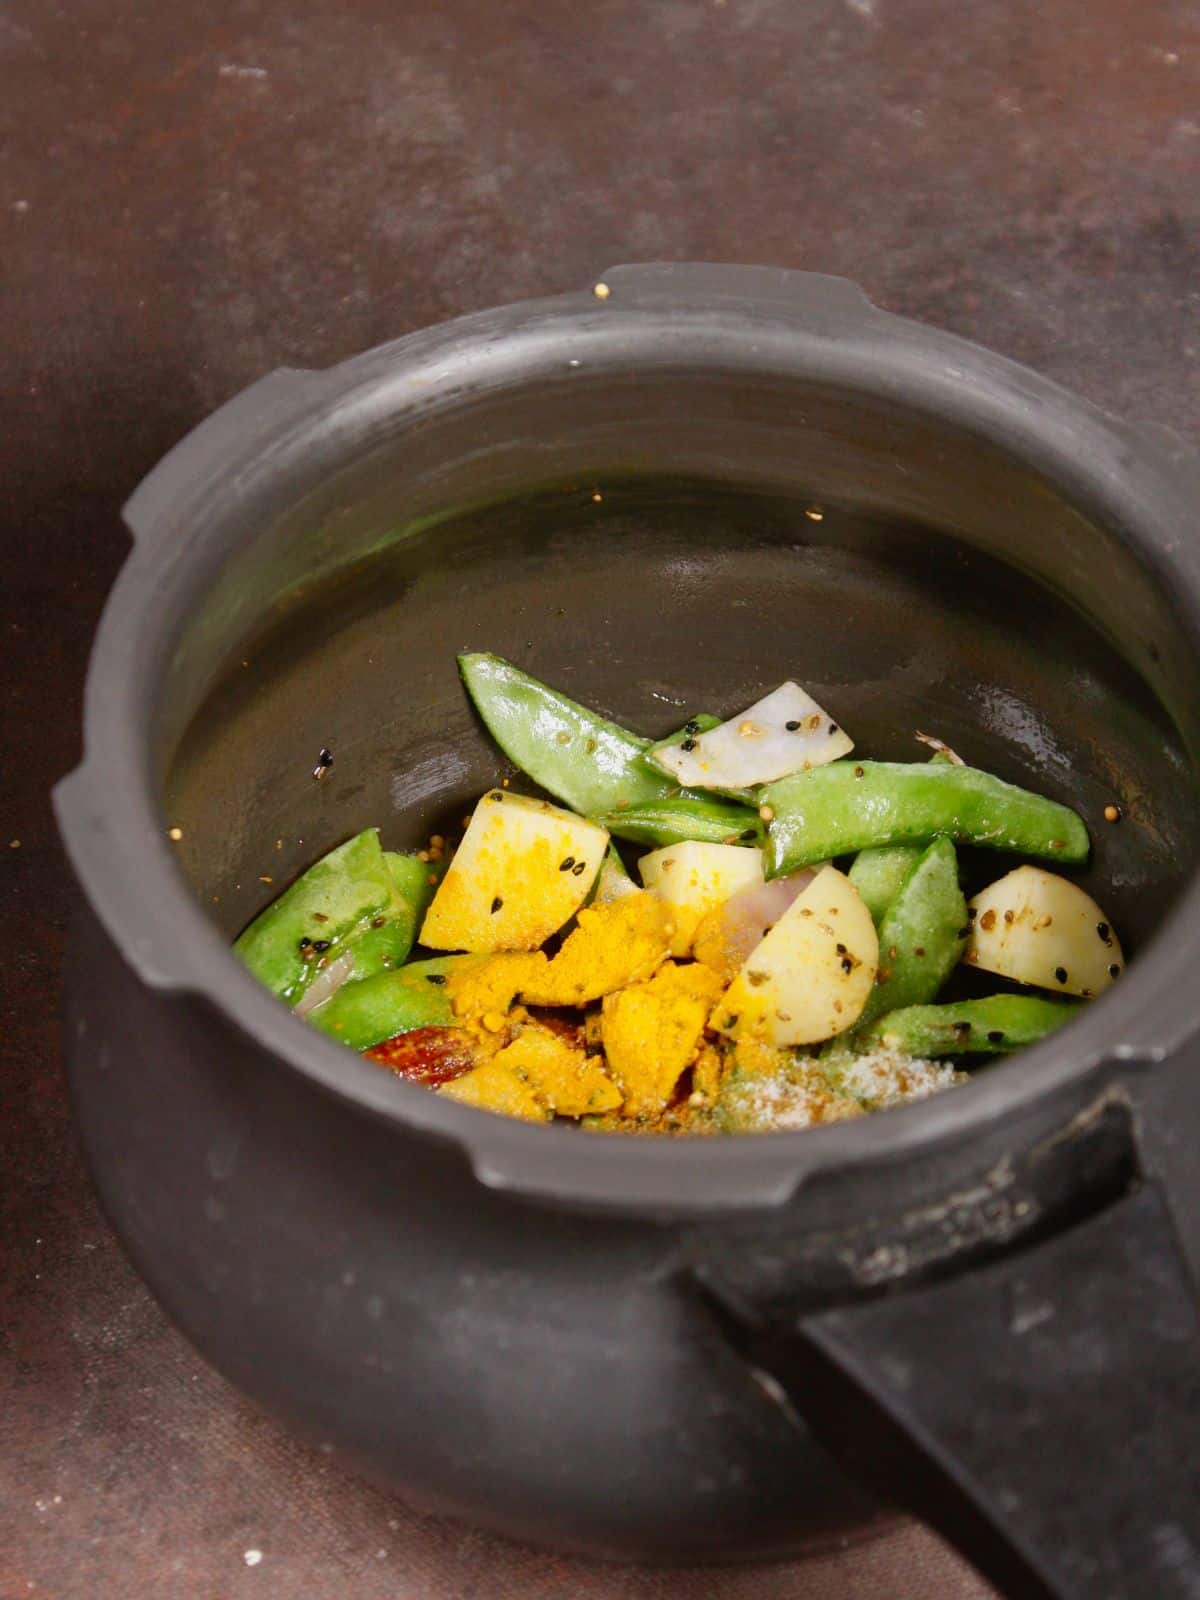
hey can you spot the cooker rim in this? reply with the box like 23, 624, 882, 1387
55, 265, 1200, 1214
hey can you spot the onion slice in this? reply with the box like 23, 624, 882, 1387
651, 682, 853, 789
294, 951, 355, 1017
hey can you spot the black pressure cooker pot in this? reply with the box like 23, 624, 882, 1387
55, 265, 1200, 1598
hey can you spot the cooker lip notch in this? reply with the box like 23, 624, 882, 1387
55, 265, 1200, 1214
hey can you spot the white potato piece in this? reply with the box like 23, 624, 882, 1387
715, 865, 878, 1046
650, 682, 853, 789
639, 840, 764, 956
964, 865, 1124, 998
420, 791, 608, 953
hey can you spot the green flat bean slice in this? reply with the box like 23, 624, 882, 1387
234, 829, 396, 1003
459, 653, 676, 816
763, 760, 1089, 877
854, 994, 1084, 1058
848, 844, 925, 926
856, 837, 967, 1031
307, 956, 470, 1051
598, 794, 762, 848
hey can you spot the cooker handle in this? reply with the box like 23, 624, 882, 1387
596, 261, 881, 320
708, 1179, 1200, 1600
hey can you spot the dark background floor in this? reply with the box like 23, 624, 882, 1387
2, 1, 1197, 1595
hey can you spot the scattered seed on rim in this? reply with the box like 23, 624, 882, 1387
680, 737, 698, 752
1104, 804, 1122, 823
1055, 966, 1068, 984
853, 765, 864, 778
684, 720, 701, 735
1108, 963, 1121, 978
987, 1030, 1005, 1044
1097, 921, 1111, 943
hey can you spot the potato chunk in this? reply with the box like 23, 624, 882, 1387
601, 961, 725, 1113
497, 1025, 622, 1116
519, 892, 673, 1005
715, 865, 878, 1046
438, 1056, 550, 1121
964, 865, 1124, 997
421, 791, 608, 953
638, 840, 764, 956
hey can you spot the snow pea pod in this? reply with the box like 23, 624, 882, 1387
848, 844, 924, 926
763, 761, 1089, 877
459, 653, 676, 816
307, 956, 467, 1050
854, 993, 1083, 1058
598, 795, 762, 848
856, 837, 966, 1030
342, 853, 445, 982
234, 829, 396, 1003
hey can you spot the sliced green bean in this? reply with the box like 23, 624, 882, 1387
598, 794, 761, 848
763, 760, 1089, 877
234, 829, 396, 1003
459, 653, 675, 816
307, 956, 470, 1050
854, 994, 1084, 1058
856, 837, 967, 1030
848, 844, 924, 925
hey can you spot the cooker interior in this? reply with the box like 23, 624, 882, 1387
152, 362, 1198, 1087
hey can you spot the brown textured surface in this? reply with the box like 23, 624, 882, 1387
2, 0, 1197, 1594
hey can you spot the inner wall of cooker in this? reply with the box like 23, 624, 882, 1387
163, 373, 1197, 962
